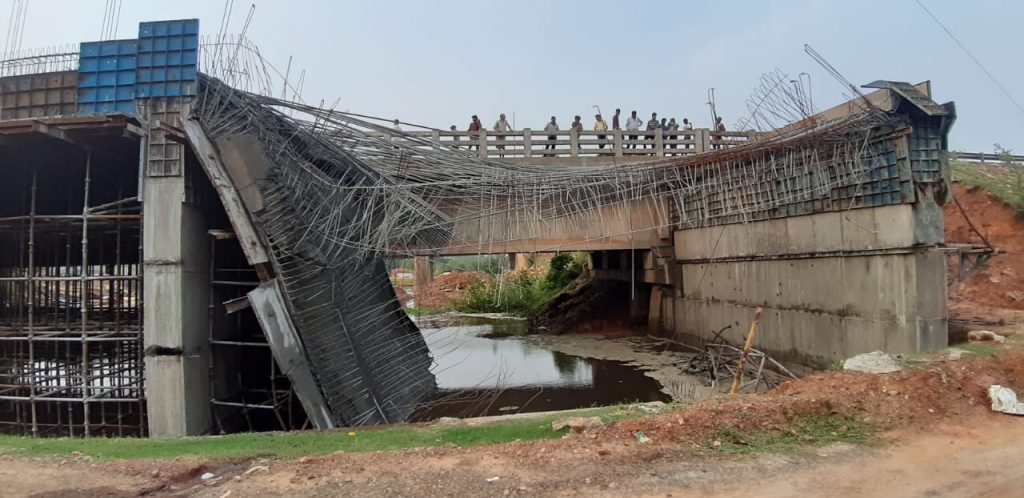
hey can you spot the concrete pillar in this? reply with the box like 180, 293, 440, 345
413, 256, 433, 297
655, 129, 664, 157
478, 130, 488, 159
523, 129, 532, 158
613, 130, 623, 157
514, 253, 531, 270
142, 174, 211, 437
570, 130, 579, 157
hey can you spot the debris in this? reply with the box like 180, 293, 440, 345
486, 476, 501, 483
551, 416, 604, 433
434, 417, 461, 425
636, 403, 663, 414
242, 465, 269, 477
730, 307, 763, 394
634, 431, 651, 443
843, 351, 902, 374
968, 330, 1006, 344
988, 385, 1024, 415
497, 405, 520, 412
200, 472, 216, 480
683, 343, 796, 392
347, 432, 357, 437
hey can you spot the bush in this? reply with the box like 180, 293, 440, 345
452, 271, 555, 315
452, 253, 588, 315
545, 253, 585, 289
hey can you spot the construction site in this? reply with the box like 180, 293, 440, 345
2, 5, 1024, 496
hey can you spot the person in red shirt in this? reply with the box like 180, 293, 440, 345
468, 115, 482, 150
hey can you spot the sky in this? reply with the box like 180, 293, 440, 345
3, 0, 1023, 153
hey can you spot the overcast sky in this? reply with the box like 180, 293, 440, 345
5, 0, 1023, 152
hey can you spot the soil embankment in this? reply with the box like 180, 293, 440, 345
945, 183, 1024, 329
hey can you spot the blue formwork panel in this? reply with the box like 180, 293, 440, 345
77, 39, 137, 115
136, 19, 199, 98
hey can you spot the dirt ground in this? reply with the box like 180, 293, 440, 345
5, 347, 1023, 498
4, 181, 1024, 497
946, 183, 1024, 331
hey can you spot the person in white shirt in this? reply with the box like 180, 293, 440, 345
544, 116, 559, 154
392, 119, 402, 132
493, 113, 511, 157
625, 110, 642, 149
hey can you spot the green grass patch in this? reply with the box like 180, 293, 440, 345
954, 343, 1000, 356
0, 404, 660, 461
403, 306, 441, 317
951, 160, 1024, 214
709, 414, 877, 455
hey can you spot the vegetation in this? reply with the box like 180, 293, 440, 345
451, 253, 588, 315
0, 404, 651, 460
432, 255, 509, 276
709, 414, 877, 455
403, 306, 441, 317
955, 343, 999, 356
951, 148, 1024, 215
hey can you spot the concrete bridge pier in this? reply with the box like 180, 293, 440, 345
413, 256, 434, 298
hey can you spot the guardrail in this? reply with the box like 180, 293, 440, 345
953, 152, 1024, 163
376, 128, 757, 160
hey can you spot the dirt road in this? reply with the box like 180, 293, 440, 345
2, 412, 1022, 497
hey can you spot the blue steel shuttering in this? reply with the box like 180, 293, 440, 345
136, 19, 199, 98
76, 39, 137, 115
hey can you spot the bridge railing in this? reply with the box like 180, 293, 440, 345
373, 128, 756, 161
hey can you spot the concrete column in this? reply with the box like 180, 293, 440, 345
614, 130, 623, 157
655, 129, 664, 157
478, 130, 488, 159
523, 129, 532, 158
431, 129, 440, 150
570, 130, 579, 157
514, 253, 531, 270
143, 174, 211, 437
413, 256, 433, 297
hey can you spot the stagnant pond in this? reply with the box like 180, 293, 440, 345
409, 315, 670, 421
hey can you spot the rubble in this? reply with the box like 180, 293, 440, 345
988, 385, 1024, 415
843, 351, 902, 374
968, 330, 1006, 344
551, 417, 604, 433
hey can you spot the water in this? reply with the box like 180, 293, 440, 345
409, 315, 669, 420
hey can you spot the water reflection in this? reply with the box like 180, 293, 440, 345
411, 315, 668, 419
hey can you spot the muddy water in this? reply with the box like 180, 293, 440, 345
409, 315, 669, 420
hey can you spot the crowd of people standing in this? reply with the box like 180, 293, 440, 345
443, 110, 727, 154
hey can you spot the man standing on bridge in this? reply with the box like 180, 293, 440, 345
612, 109, 621, 132
493, 113, 511, 157
544, 116, 559, 155
468, 115, 482, 151
571, 115, 584, 152
646, 112, 660, 151
625, 110, 642, 149
594, 113, 608, 150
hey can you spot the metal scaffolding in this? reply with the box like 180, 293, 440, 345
0, 157, 144, 437
206, 230, 308, 432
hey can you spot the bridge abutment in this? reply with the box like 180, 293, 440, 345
667, 202, 948, 368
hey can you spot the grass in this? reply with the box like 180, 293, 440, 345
951, 160, 1024, 214
954, 343, 1000, 356
709, 414, 877, 455
0, 404, 658, 461
403, 306, 441, 317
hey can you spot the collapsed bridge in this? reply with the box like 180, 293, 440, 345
0, 18, 960, 437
